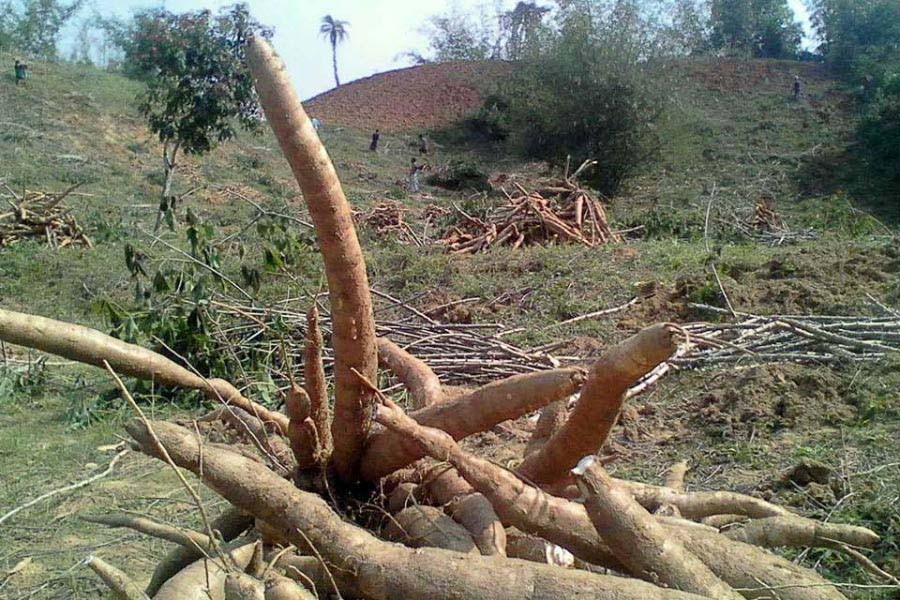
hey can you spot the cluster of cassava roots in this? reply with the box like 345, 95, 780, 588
0, 38, 887, 600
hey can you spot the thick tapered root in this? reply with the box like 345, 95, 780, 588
377, 337, 443, 409
154, 540, 257, 600
524, 400, 568, 457
373, 400, 847, 600
127, 419, 706, 600
146, 507, 253, 597
86, 556, 150, 600
617, 479, 791, 520
518, 324, 677, 484
385, 505, 479, 554
361, 367, 586, 481
721, 515, 880, 550
264, 574, 317, 600
422, 466, 507, 556
573, 456, 742, 599
0, 308, 288, 433
225, 572, 265, 600
284, 385, 319, 470
247, 37, 378, 483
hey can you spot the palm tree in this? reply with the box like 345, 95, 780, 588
320, 15, 349, 88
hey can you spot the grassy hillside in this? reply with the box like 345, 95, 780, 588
0, 53, 898, 598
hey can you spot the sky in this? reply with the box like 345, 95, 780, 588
80, 0, 814, 100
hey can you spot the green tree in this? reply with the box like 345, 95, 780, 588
121, 3, 272, 231
710, 0, 801, 58
500, 2, 551, 60
0, 0, 84, 58
495, 0, 668, 195
319, 15, 349, 88
418, 3, 499, 62
859, 73, 900, 187
808, 0, 900, 79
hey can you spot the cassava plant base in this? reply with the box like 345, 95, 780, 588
0, 37, 888, 600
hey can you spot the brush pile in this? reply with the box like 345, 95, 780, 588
355, 200, 426, 246
676, 306, 900, 366
0, 183, 92, 249
0, 39, 892, 600
440, 169, 622, 254
735, 198, 818, 246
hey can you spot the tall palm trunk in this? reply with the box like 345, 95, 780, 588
331, 39, 340, 87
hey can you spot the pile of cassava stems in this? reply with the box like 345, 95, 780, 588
0, 39, 891, 600
440, 175, 622, 254
0, 183, 92, 249
355, 200, 426, 246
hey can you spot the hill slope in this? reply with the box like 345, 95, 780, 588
305, 60, 511, 131
0, 53, 898, 598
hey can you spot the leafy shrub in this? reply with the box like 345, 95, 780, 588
425, 159, 491, 192
859, 73, 900, 189
492, 7, 667, 196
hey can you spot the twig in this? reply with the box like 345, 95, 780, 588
0, 447, 129, 526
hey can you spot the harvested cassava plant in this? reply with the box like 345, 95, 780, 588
0, 183, 92, 248
0, 37, 891, 600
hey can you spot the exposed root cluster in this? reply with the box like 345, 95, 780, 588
0, 38, 892, 600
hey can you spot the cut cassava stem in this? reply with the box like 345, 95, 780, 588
377, 337, 443, 409
360, 367, 586, 481
247, 37, 378, 483
0, 307, 288, 433
517, 324, 677, 484
573, 456, 742, 599
127, 419, 705, 600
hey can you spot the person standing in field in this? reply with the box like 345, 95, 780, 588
408, 157, 424, 193
792, 76, 802, 100
370, 129, 380, 152
418, 133, 429, 155
14, 60, 27, 86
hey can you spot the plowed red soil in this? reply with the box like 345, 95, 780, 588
305, 61, 511, 132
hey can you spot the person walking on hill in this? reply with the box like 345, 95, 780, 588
792, 75, 802, 101
370, 129, 380, 152
418, 133, 429, 155
408, 157, 425, 193
14, 60, 27, 86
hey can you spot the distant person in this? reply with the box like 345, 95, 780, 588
418, 133, 429, 155
310, 117, 322, 132
792, 76, 802, 100
14, 59, 27, 86
408, 157, 425, 193
370, 129, 380, 152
